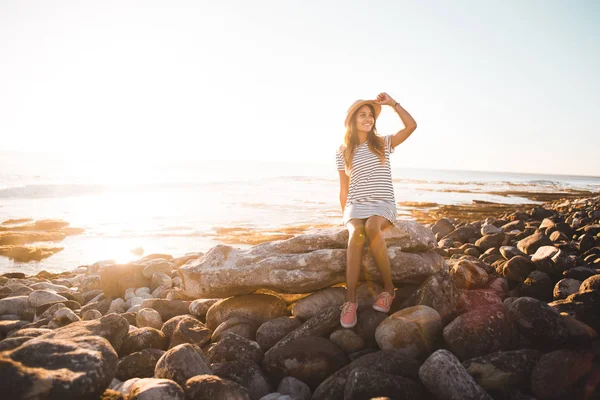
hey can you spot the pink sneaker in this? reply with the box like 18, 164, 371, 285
372, 292, 395, 313
340, 302, 358, 328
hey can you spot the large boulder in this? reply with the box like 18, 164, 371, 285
205, 294, 287, 331
154, 343, 212, 388
261, 336, 348, 390
179, 225, 442, 298
312, 349, 420, 400
419, 349, 493, 400
100, 263, 151, 298
0, 336, 118, 400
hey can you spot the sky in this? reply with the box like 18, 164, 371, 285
1, 0, 599, 176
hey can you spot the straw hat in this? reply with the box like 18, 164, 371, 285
345, 100, 382, 128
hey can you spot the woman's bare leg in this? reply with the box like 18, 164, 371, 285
365, 216, 395, 295
345, 219, 366, 302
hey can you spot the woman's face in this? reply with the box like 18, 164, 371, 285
354, 105, 375, 134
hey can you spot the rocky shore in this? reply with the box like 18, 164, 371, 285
0, 195, 599, 399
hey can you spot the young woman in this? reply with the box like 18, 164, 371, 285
336, 92, 417, 328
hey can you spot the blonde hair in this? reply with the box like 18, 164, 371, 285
342, 104, 385, 174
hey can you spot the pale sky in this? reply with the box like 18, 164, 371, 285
1, 0, 599, 176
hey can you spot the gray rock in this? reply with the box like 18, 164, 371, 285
449, 259, 488, 289
255, 316, 302, 350
329, 329, 365, 354
139, 299, 192, 321
312, 349, 420, 400
189, 298, 220, 320
35, 313, 129, 353
0, 335, 118, 399
212, 317, 258, 342
184, 375, 250, 400
400, 271, 459, 324
277, 376, 311, 400
207, 332, 263, 364
0, 296, 29, 317
180, 239, 444, 298
443, 305, 516, 360
212, 359, 272, 400
344, 367, 425, 400
507, 297, 568, 350
169, 315, 212, 348
462, 349, 542, 392
206, 294, 287, 331
129, 378, 185, 400
501, 256, 535, 282
419, 349, 493, 400
517, 231, 552, 255
119, 327, 168, 356
28, 290, 68, 308
261, 336, 348, 390
499, 245, 527, 260
457, 289, 503, 314
154, 343, 212, 387
554, 278, 582, 300
375, 305, 441, 358
520, 270, 553, 302
531, 349, 594, 399
117, 348, 165, 381
137, 308, 163, 330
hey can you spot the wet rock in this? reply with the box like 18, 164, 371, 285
206, 294, 288, 331
119, 327, 168, 356
117, 348, 165, 381
262, 336, 348, 390
443, 305, 516, 360
184, 375, 250, 400
129, 378, 185, 400
255, 316, 302, 350
154, 343, 212, 387
507, 297, 568, 350
375, 305, 441, 358
207, 332, 263, 364
462, 349, 542, 392
0, 336, 118, 399
212, 359, 272, 400
419, 349, 493, 400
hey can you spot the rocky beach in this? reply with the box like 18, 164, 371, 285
0, 194, 599, 399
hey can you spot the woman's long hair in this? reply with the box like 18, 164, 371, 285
342, 104, 385, 174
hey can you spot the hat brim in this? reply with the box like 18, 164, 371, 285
345, 100, 382, 128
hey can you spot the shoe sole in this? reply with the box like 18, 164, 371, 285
372, 305, 390, 313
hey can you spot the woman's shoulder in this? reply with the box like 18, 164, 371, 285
337, 144, 346, 154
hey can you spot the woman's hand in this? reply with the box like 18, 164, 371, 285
375, 92, 396, 107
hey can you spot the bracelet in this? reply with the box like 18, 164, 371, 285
393, 102, 399, 108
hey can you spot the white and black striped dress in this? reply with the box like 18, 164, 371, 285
336, 135, 397, 226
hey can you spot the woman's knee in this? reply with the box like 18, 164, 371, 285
364, 217, 381, 238
348, 224, 366, 245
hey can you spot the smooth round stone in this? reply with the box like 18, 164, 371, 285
136, 308, 163, 330
553, 278, 582, 300
28, 290, 68, 308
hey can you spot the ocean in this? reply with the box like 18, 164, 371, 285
1, 153, 599, 275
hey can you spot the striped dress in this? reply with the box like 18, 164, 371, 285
336, 135, 397, 226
